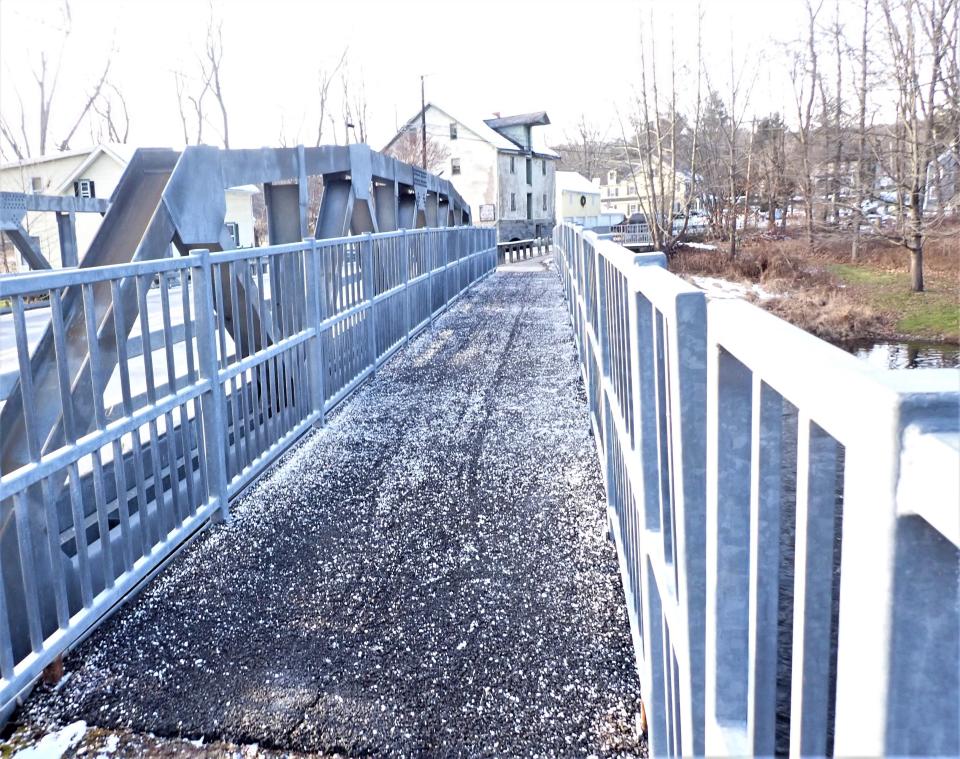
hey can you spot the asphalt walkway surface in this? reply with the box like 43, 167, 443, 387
14, 266, 645, 757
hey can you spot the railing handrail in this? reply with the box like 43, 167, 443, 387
552, 221, 959, 757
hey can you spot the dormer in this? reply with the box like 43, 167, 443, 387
484, 112, 550, 153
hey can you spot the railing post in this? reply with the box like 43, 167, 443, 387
402, 229, 411, 344
361, 232, 378, 373
428, 230, 436, 327
304, 237, 326, 426
193, 249, 230, 523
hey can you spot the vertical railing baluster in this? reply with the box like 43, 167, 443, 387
789, 415, 839, 758
305, 238, 326, 426
362, 232, 377, 373
746, 376, 783, 756
194, 250, 230, 522
402, 229, 411, 344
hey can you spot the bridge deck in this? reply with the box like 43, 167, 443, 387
15, 267, 644, 756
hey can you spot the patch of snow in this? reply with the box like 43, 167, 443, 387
690, 275, 778, 302
681, 242, 717, 251
96, 735, 119, 756
14, 721, 86, 759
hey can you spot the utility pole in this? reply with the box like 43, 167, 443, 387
420, 74, 427, 169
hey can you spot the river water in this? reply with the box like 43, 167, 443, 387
844, 339, 960, 369
773, 338, 956, 755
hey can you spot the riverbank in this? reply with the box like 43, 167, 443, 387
668, 226, 959, 345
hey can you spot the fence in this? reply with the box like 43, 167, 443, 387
553, 222, 958, 757
0, 225, 496, 715
496, 237, 550, 265
611, 218, 709, 247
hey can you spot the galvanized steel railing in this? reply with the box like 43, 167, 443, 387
0, 225, 496, 714
495, 237, 551, 266
553, 222, 959, 757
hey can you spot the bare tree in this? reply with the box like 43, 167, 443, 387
875, 0, 954, 291
91, 83, 130, 144
0, 0, 119, 159
556, 115, 611, 180
171, 3, 230, 147
173, 68, 211, 145
384, 130, 450, 173
340, 66, 369, 145
851, 0, 871, 260
315, 49, 348, 146
620, 7, 704, 253
202, 4, 229, 148
790, 0, 824, 253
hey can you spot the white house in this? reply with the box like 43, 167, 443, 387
924, 149, 960, 213
0, 143, 259, 270
384, 104, 558, 241
555, 170, 622, 228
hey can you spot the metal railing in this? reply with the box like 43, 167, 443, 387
496, 237, 550, 265
553, 222, 959, 757
0, 225, 496, 713
611, 223, 653, 246
611, 218, 709, 246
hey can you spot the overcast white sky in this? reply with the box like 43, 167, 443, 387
1, 0, 870, 157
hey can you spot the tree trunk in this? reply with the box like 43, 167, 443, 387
910, 243, 924, 292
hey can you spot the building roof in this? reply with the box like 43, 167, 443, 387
4, 144, 259, 200
484, 112, 551, 129
556, 171, 600, 194
383, 103, 518, 153
383, 103, 559, 158
0, 142, 138, 172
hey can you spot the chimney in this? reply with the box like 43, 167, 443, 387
493, 111, 501, 118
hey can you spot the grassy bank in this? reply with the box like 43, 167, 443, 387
829, 263, 958, 340
669, 226, 959, 345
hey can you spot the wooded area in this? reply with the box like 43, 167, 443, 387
553, 0, 958, 291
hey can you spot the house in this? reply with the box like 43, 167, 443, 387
555, 171, 601, 222
0, 143, 259, 270
554, 171, 625, 228
383, 104, 558, 241
599, 167, 702, 218
924, 149, 960, 213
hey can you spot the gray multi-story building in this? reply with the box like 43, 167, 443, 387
384, 105, 557, 241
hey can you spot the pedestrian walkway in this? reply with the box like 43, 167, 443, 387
12, 269, 644, 757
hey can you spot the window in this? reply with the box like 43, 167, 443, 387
525, 158, 532, 185
74, 178, 95, 198
510, 156, 515, 173
449, 122, 458, 140
526, 192, 532, 220
612, 187, 619, 197
225, 221, 240, 246
451, 158, 461, 175
30, 176, 42, 193
541, 159, 546, 176
542, 193, 547, 211
510, 192, 516, 212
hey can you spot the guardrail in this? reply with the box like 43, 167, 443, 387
0, 225, 496, 715
553, 222, 958, 757
496, 237, 550, 265
611, 223, 653, 246
611, 218, 709, 247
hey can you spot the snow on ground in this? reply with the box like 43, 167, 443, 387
12, 721, 86, 759
14, 270, 645, 758
680, 242, 717, 251
689, 275, 779, 302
